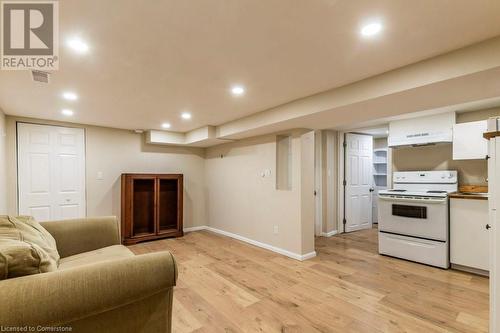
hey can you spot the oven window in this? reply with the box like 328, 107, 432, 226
392, 204, 427, 219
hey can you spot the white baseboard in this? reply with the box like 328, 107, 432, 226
183, 226, 207, 233
451, 263, 489, 277
184, 225, 315, 261
320, 230, 338, 237
300, 251, 317, 260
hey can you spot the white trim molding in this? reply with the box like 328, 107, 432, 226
320, 230, 338, 237
337, 131, 346, 234
301, 251, 317, 261
183, 226, 207, 233
183, 225, 316, 261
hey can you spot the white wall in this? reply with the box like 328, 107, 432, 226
300, 131, 315, 255
5, 116, 318, 257
321, 130, 338, 234
5, 117, 206, 228
0, 110, 6, 214
205, 131, 315, 256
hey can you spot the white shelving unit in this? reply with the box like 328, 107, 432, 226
373, 150, 387, 187
372, 147, 388, 224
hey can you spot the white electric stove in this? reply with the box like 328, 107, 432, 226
378, 171, 458, 268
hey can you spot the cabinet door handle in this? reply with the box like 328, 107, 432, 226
486, 224, 492, 230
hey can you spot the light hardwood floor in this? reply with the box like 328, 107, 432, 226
129, 228, 489, 333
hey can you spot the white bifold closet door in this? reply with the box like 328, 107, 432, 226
17, 123, 86, 222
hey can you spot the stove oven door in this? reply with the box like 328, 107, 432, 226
377, 195, 448, 241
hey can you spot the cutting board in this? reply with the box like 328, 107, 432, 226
458, 185, 488, 193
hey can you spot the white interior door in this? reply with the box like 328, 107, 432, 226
344, 133, 373, 232
17, 123, 86, 221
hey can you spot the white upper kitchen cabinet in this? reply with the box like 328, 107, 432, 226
453, 120, 488, 160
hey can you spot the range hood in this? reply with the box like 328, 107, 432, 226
388, 112, 456, 148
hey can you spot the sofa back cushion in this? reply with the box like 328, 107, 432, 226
0, 216, 60, 280
0, 239, 58, 279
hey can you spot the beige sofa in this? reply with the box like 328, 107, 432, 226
0, 216, 177, 333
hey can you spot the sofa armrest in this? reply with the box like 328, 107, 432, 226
0, 251, 177, 326
41, 216, 121, 258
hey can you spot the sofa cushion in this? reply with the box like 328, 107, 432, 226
0, 216, 60, 262
0, 216, 60, 280
0, 239, 58, 280
59, 245, 134, 270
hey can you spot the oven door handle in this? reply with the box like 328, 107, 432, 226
378, 195, 447, 204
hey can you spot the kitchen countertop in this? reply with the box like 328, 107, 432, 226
449, 192, 489, 200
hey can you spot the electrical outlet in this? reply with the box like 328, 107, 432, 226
273, 225, 279, 235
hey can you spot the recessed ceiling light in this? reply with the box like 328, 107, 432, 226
361, 22, 383, 37
231, 85, 245, 96
161, 123, 171, 129
67, 37, 89, 54
61, 109, 74, 116
62, 91, 78, 101
181, 112, 192, 120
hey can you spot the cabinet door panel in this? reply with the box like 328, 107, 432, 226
450, 198, 489, 270
158, 178, 179, 233
131, 178, 156, 237
453, 121, 488, 160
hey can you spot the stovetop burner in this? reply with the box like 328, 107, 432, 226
379, 188, 450, 198
380, 171, 457, 199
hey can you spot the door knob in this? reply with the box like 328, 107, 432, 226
369, 188, 375, 192
486, 224, 491, 230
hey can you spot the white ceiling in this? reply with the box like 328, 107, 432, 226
1, 0, 500, 132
